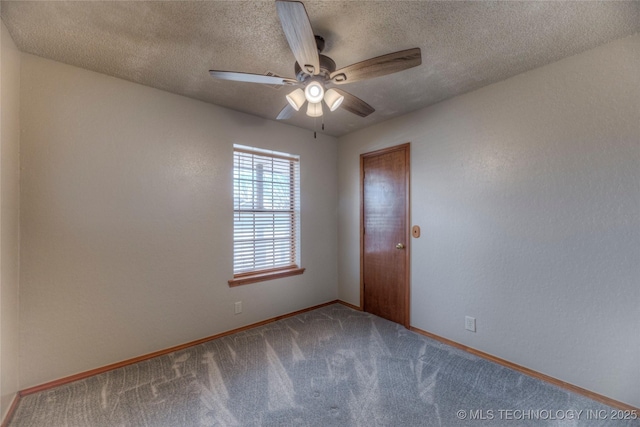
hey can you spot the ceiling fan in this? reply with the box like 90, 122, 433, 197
209, 0, 422, 121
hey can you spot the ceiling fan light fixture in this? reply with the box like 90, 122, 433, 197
324, 89, 344, 112
286, 88, 306, 111
306, 102, 323, 117
304, 81, 325, 103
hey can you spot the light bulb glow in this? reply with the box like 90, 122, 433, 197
324, 89, 344, 112
304, 81, 325, 104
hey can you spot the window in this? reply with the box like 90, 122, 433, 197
229, 145, 304, 286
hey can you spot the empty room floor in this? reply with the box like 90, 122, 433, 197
8, 304, 637, 426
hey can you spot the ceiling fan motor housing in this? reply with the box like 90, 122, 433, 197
295, 54, 336, 82
314, 35, 325, 53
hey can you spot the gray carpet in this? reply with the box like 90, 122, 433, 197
8, 304, 638, 426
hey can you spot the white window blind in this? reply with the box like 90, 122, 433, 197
233, 146, 300, 275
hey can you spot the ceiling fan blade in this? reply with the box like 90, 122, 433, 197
276, 103, 296, 120
330, 48, 422, 84
333, 89, 375, 117
276, 1, 320, 75
209, 70, 298, 85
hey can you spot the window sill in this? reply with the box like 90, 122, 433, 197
228, 267, 305, 287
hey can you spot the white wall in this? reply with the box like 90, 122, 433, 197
19, 54, 338, 389
338, 34, 640, 407
0, 20, 21, 419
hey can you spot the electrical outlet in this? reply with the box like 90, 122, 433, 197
465, 316, 476, 332
234, 301, 242, 315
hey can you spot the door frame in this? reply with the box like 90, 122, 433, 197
360, 142, 411, 328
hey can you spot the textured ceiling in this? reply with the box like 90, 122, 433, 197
1, 1, 638, 137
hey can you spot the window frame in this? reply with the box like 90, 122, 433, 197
228, 145, 304, 286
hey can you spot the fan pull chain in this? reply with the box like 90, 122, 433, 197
312, 115, 324, 139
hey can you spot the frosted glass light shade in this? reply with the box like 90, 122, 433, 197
285, 88, 306, 111
324, 89, 344, 111
304, 81, 325, 103
306, 102, 323, 117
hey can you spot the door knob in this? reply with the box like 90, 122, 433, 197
395, 243, 405, 249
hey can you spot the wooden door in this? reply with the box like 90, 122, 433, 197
361, 143, 410, 327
